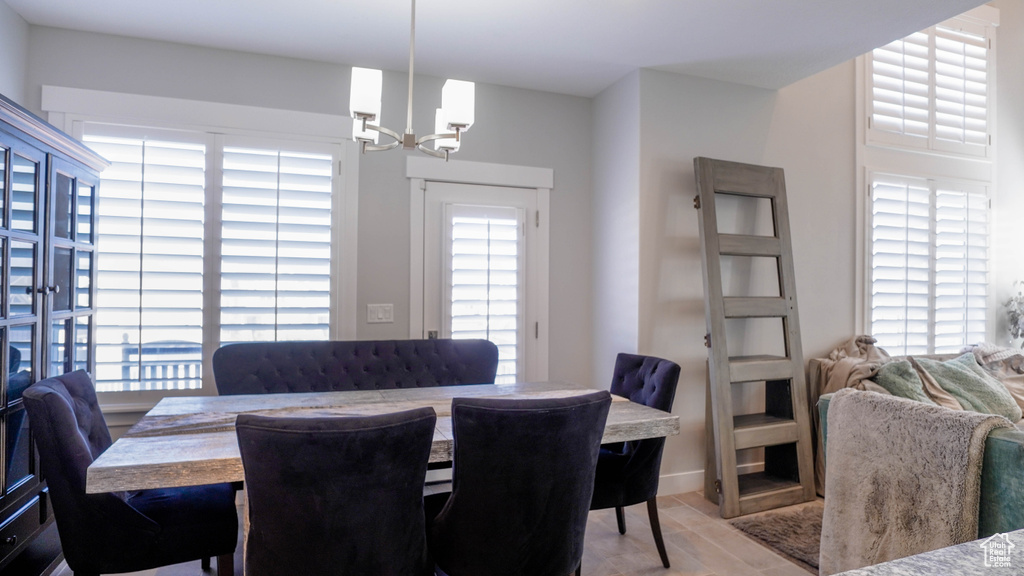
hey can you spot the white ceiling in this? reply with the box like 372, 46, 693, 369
5, 0, 989, 97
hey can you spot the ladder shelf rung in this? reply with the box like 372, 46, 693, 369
727, 355, 793, 383
712, 163, 780, 198
717, 234, 782, 257
736, 480, 807, 516
723, 297, 788, 318
733, 413, 799, 450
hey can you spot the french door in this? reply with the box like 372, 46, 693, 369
420, 181, 546, 383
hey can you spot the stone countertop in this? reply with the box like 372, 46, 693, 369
835, 529, 1024, 576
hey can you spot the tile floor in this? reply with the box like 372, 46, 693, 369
51, 491, 812, 576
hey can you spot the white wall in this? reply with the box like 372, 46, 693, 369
0, 0, 28, 104
591, 70, 641, 385
24, 26, 595, 387
992, 0, 1024, 340
593, 61, 859, 494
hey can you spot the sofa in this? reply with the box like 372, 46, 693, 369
212, 339, 499, 395
812, 344, 1024, 538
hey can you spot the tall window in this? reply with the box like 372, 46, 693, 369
84, 126, 337, 392
862, 6, 997, 356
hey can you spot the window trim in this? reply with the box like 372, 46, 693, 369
41, 86, 359, 412
407, 157, 552, 382
855, 5, 999, 348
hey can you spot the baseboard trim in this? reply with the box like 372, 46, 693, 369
658, 462, 765, 496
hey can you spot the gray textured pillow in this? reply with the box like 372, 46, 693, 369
915, 353, 1023, 421
872, 359, 937, 405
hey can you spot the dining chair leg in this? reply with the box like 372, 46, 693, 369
646, 498, 670, 568
575, 562, 582, 576
201, 557, 211, 571
615, 505, 626, 534
217, 553, 234, 576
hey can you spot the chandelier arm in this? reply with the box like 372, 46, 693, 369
414, 132, 461, 147
359, 123, 403, 152
414, 143, 448, 159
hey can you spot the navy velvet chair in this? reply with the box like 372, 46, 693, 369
236, 407, 437, 576
588, 353, 681, 570
213, 338, 499, 395
22, 370, 238, 576
429, 391, 612, 576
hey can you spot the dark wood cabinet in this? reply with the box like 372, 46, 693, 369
0, 94, 106, 575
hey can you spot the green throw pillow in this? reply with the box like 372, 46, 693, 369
915, 353, 1023, 421
872, 359, 937, 405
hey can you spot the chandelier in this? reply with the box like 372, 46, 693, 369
348, 0, 475, 160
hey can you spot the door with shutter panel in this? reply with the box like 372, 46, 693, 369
422, 182, 541, 383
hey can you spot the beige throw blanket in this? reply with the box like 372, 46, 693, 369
819, 388, 1013, 576
818, 335, 892, 396
813, 336, 891, 494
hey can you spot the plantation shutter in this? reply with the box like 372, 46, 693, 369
934, 23, 989, 151
933, 183, 988, 352
870, 32, 930, 141
447, 204, 521, 383
870, 176, 931, 355
220, 146, 333, 344
84, 127, 206, 392
868, 16, 992, 157
869, 174, 989, 355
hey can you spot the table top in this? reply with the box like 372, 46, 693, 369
87, 381, 680, 494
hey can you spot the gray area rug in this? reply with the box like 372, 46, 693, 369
729, 500, 824, 574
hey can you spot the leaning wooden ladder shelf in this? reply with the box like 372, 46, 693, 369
694, 157, 815, 518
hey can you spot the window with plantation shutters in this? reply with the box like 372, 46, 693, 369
221, 146, 333, 344
447, 204, 522, 383
84, 128, 206, 392
869, 174, 989, 356
868, 15, 993, 157
861, 6, 997, 354
82, 123, 339, 393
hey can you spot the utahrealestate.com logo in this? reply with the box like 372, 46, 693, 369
980, 533, 1015, 569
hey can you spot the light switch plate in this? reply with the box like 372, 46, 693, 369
367, 303, 394, 324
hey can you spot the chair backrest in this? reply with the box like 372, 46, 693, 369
236, 407, 437, 576
213, 339, 499, 395
598, 353, 681, 508
430, 391, 612, 576
22, 370, 159, 571
610, 352, 680, 413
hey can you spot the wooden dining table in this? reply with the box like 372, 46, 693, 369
86, 381, 681, 494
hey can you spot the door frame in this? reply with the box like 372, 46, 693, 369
407, 157, 552, 381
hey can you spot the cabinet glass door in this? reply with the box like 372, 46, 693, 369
0, 133, 43, 500
46, 158, 97, 378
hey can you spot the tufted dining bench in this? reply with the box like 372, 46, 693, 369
212, 339, 499, 395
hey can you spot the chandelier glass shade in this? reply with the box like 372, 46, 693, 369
348, 0, 475, 159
